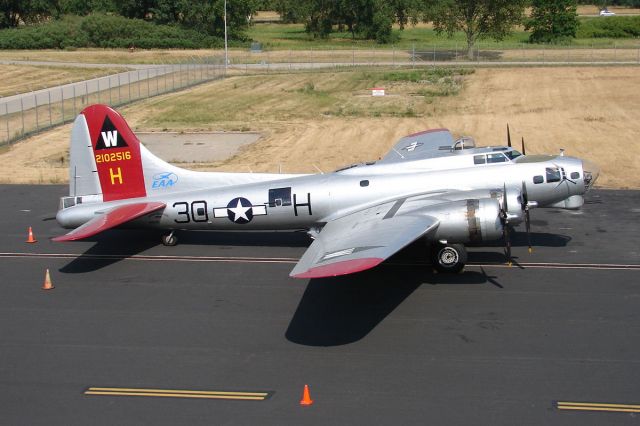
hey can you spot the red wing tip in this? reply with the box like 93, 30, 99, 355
405, 128, 449, 137
291, 258, 384, 279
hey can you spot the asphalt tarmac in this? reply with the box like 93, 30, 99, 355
1, 185, 639, 425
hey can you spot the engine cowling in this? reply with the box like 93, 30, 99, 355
429, 199, 503, 244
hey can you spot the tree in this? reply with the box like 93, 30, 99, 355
423, 0, 527, 60
526, 0, 579, 43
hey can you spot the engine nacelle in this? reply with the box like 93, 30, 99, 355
429, 199, 503, 244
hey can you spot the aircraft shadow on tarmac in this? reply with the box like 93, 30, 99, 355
58, 229, 311, 273
285, 264, 501, 347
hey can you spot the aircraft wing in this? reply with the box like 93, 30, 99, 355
289, 200, 440, 279
53, 202, 166, 242
379, 128, 455, 163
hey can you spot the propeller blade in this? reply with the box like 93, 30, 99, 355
520, 180, 528, 208
525, 208, 532, 253
521, 180, 532, 254
507, 124, 512, 148
521, 136, 526, 155
500, 183, 512, 266
503, 183, 508, 214
504, 223, 512, 266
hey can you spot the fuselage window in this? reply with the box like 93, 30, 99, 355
473, 155, 486, 165
360, 180, 369, 187
533, 175, 544, 184
268, 187, 292, 207
546, 167, 561, 183
487, 153, 507, 163
570, 171, 580, 180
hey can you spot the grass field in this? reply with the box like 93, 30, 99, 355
0, 64, 125, 97
1, 66, 638, 188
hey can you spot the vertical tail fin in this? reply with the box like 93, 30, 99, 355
70, 104, 147, 201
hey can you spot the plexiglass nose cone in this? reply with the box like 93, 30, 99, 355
582, 159, 600, 190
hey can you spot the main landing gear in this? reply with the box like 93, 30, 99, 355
430, 242, 467, 274
161, 231, 177, 246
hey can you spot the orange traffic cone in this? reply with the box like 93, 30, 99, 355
42, 269, 54, 290
300, 384, 313, 406
26, 226, 37, 243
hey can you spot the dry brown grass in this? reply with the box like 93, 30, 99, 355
0, 49, 220, 65
0, 64, 125, 97
1, 66, 638, 188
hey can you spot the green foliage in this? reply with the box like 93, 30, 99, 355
279, 0, 416, 43
423, 0, 528, 58
577, 16, 640, 38
0, 14, 223, 49
527, 0, 579, 43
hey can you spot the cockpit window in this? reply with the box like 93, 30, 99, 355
533, 175, 544, 184
546, 167, 561, 183
504, 150, 522, 160
570, 172, 580, 180
487, 153, 507, 163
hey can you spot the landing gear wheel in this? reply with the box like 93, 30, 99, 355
432, 243, 467, 273
162, 232, 177, 246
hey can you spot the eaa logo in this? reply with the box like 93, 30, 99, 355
152, 172, 178, 189
95, 116, 128, 150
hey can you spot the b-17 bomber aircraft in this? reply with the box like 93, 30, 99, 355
54, 105, 600, 278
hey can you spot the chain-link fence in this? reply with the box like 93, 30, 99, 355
225, 44, 640, 73
0, 56, 224, 146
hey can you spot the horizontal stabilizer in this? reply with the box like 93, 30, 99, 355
53, 202, 166, 242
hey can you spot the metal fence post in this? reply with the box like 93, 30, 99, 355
60, 87, 64, 123
147, 69, 151, 97
412, 43, 415, 69
85, 81, 89, 107
34, 93, 39, 131
47, 89, 52, 127
118, 74, 121, 105
20, 97, 25, 136
4, 103, 9, 143
128, 72, 132, 102
108, 76, 112, 105
97, 79, 101, 104
73, 83, 76, 115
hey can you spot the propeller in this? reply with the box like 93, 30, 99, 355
499, 183, 512, 266
521, 136, 526, 155
521, 180, 532, 253
507, 124, 512, 148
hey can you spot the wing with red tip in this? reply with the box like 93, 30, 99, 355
290, 199, 440, 279
379, 128, 454, 163
53, 202, 166, 242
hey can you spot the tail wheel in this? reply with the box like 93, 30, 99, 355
432, 243, 467, 273
162, 232, 177, 246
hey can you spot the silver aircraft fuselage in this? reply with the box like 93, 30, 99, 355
57, 153, 588, 235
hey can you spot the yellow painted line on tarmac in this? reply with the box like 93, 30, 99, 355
85, 387, 272, 401
557, 401, 640, 413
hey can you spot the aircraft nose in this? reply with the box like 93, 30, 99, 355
582, 159, 600, 191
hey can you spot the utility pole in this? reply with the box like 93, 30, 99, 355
224, 0, 228, 74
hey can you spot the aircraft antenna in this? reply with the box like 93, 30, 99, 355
73, 166, 77, 197
312, 164, 324, 174
391, 147, 405, 159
